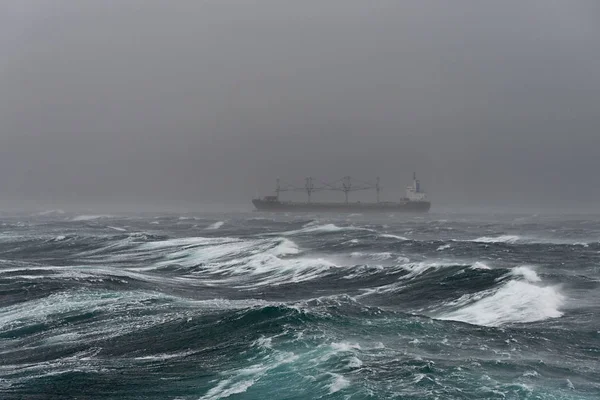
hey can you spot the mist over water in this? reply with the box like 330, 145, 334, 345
2, 1, 600, 399
1, 1, 600, 209
1, 211, 599, 399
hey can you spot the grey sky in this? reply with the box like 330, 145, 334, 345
1, 1, 599, 210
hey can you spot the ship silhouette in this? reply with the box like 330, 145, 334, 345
253, 173, 431, 213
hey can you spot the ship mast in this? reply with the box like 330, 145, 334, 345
305, 177, 315, 203
342, 176, 352, 204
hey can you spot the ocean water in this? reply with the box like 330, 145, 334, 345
1, 211, 599, 399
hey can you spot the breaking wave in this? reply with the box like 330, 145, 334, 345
438, 266, 564, 327
470, 235, 521, 244
206, 221, 225, 230
282, 223, 369, 236
1, 213, 597, 399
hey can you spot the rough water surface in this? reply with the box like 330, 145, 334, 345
1, 211, 599, 399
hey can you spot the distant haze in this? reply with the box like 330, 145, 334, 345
1, 1, 600, 211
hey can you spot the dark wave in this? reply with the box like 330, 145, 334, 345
0, 213, 599, 399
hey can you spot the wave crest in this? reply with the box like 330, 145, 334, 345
206, 221, 225, 230
471, 235, 520, 244
438, 278, 564, 327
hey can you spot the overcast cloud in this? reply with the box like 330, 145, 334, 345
1, 1, 599, 211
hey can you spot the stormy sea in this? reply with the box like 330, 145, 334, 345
1, 211, 599, 399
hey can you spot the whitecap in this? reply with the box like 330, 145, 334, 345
137, 235, 331, 286
201, 378, 257, 400
282, 224, 374, 236
522, 370, 540, 378
471, 262, 491, 270
471, 235, 520, 244
328, 374, 350, 394
379, 233, 409, 240
271, 238, 300, 256
566, 379, 575, 390
330, 342, 361, 351
511, 265, 541, 282
200, 351, 299, 400
206, 221, 225, 230
438, 280, 564, 327
346, 356, 363, 368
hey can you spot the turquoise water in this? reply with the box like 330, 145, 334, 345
1, 212, 599, 399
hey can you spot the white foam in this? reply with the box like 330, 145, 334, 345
511, 266, 541, 282
468, 235, 591, 246
139, 236, 238, 251
107, 226, 127, 232
522, 370, 540, 378
0, 290, 163, 329
139, 235, 330, 286
471, 235, 520, 244
350, 252, 393, 261
283, 223, 374, 236
201, 378, 257, 400
206, 221, 225, 230
134, 350, 195, 361
471, 262, 492, 270
346, 356, 363, 368
201, 351, 298, 400
271, 238, 300, 256
328, 374, 350, 393
355, 261, 458, 296
54, 235, 67, 241
0, 290, 218, 347
566, 379, 575, 390
379, 233, 409, 240
232, 256, 337, 286
43, 332, 81, 345
330, 342, 361, 351
400, 261, 450, 279
438, 280, 564, 326
283, 223, 345, 235
437, 244, 451, 251
253, 336, 273, 349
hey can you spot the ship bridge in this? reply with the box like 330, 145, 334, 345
406, 172, 427, 201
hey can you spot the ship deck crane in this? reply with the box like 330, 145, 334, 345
274, 176, 383, 204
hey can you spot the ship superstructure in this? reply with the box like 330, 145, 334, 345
252, 173, 431, 213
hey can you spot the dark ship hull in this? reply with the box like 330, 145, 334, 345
252, 199, 431, 213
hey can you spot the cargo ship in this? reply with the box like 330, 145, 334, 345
252, 173, 431, 213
